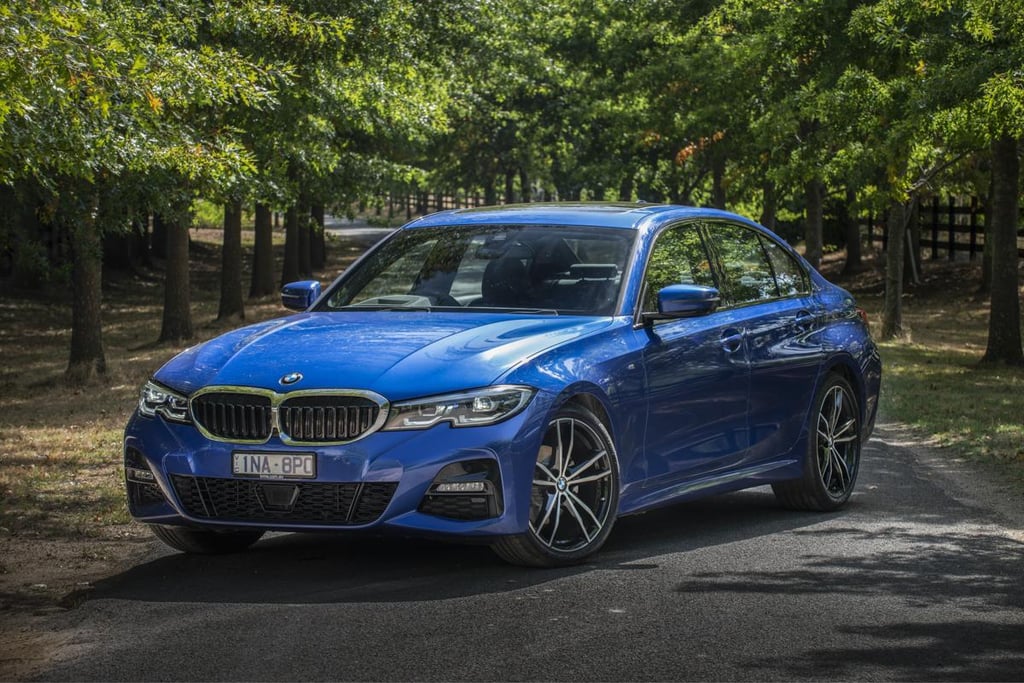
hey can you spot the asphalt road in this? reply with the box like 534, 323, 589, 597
32, 425, 1024, 681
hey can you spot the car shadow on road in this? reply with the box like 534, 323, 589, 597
83, 488, 835, 606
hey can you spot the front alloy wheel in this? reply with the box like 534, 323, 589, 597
492, 402, 620, 567
773, 373, 861, 511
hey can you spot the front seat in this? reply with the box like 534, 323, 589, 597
479, 257, 529, 307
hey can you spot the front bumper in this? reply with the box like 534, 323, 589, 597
124, 390, 555, 539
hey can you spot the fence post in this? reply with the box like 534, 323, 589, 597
867, 211, 874, 245
947, 195, 956, 260
969, 196, 978, 260
931, 195, 940, 259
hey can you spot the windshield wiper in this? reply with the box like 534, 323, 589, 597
469, 307, 560, 315
333, 304, 434, 312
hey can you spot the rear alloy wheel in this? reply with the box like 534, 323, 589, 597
773, 373, 861, 511
150, 524, 265, 554
492, 403, 619, 567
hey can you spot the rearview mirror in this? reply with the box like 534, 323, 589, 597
281, 280, 322, 311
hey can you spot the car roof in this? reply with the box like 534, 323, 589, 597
403, 202, 754, 231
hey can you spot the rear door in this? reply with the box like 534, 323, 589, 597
703, 222, 825, 468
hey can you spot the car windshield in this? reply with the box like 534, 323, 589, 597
320, 224, 635, 315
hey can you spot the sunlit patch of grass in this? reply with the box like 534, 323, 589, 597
878, 342, 1024, 464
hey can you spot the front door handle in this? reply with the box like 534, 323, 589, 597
721, 328, 744, 353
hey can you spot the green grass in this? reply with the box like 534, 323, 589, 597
879, 342, 1024, 462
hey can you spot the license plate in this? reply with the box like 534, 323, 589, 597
232, 452, 316, 479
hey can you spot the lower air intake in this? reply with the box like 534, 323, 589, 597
170, 475, 396, 526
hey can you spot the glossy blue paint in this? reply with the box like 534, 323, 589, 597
125, 203, 881, 559
281, 280, 322, 311
655, 284, 721, 317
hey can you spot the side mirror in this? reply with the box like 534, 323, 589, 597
643, 284, 720, 324
281, 280, 322, 311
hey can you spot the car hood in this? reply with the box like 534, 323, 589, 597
154, 312, 614, 400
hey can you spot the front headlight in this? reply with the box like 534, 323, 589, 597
382, 385, 535, 431
138, 380, 191, 423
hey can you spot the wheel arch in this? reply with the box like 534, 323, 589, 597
550, 382, 617, 441
820, 354, 866, 422
554, 387, 626, 493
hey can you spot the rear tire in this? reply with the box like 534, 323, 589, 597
492, 402, 619, 567
150, 524, 264, 554
773, 373, 861, 511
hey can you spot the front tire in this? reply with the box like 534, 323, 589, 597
492, 402, 620, 567
150, 524, 265, 554
773, 373, 861, 511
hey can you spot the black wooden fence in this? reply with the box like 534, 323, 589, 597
863, 195, 1024, 260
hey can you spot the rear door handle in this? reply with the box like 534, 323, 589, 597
721, 328, 744, 353
794, 310, 816, 330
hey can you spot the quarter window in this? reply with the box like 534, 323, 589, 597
759, 234, 809, 296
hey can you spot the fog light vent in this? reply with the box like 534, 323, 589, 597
434, 481, 487, 494
125, 446, 166, 509
419, 459, 502, 521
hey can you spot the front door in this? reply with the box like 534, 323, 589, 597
637, 222, 751, 494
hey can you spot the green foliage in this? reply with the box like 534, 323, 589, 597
2, 1, 1020, 234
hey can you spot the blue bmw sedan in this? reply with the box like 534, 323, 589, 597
125, 203, 880, 566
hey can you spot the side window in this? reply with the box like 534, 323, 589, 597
759, 235, 809, 297
642, 223, 716, 312
707, 223, 779, 305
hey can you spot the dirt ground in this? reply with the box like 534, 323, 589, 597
0, 529, 151, 678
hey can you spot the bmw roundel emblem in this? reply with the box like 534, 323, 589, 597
280, 372, 303, 386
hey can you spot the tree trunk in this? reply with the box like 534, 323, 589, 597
981, 135, 1023, 365
711, 154, 727, 209
297, 197, 312, 277
519, 168, 531, 202
484, 179, 497, 206
804, 179, 824, 270
618, 173, 633, 202
65, 209, 106, 383
840, 186, 862, 274
880, 200, 906, 340
310, 202, 326, 269
759, 180, 777, 230
504, 169, 515, 204
249, 203, 275, 298
217, 200, 245, 321
159, 214, 193, 343
281, 204, 300, 286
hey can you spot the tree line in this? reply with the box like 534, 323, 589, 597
1, 0, 1022, 384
